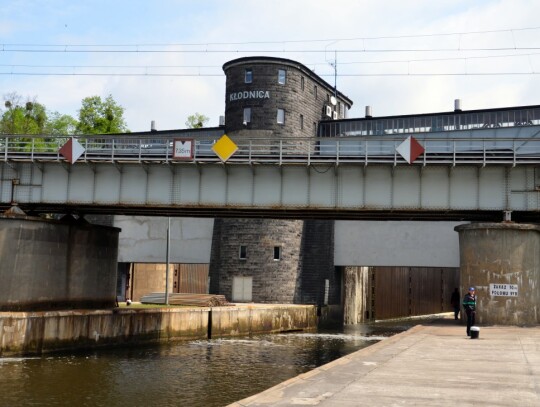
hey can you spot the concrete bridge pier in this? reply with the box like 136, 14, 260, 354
455, 223, 540, 326
0, 214, 120, 311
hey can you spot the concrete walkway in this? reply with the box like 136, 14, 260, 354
229, 320, 540, 406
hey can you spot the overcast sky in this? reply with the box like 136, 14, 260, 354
1, 0, 539, 132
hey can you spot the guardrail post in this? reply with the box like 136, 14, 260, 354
4, 136, 8, 161
364, 139, 368, 166
279, 140, 282, 165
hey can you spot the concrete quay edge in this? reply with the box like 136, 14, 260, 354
229, 322, 540, 407
0, 303, 317, 356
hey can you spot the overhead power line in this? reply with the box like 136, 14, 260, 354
2, 25, 539, 47
2, 47, 540, 54
1, 51, 538, 71
0, 72, 538, 77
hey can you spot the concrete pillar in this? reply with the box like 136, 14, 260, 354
0, 215, 120, 311
343, 266, 372, 324
455, 223, 540, 326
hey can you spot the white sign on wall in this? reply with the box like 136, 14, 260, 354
173, 138, 193, 160
489, 283, 519, 297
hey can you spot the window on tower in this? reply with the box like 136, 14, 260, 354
243, 107, 252, 124
245, 68, 253, 83
277, 109, 285, 124
278, 69, 286, 85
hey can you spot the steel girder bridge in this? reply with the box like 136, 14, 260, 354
1, 128, 539, 222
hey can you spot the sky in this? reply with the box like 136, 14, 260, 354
1, 0, 539, 132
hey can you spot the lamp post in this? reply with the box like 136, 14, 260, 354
165, 217, 171, 305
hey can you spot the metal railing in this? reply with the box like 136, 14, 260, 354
319, 106, 540, 137
2, 133, 540, 166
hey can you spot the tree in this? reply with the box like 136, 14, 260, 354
76, 95, 129, 134
45, 112, 78, 136
1, 92, 78, 137
185, 113, 209, 129
1, 93, 48, 135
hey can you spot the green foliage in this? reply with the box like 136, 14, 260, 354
185, 112, 209, 129
1, 94, 48, 135
0, 92, 129, 153
46, 112, 78, 136
76, 95, 129, 134
1, 92, 78, 141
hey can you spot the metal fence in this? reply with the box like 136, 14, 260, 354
2, 133, 540, 166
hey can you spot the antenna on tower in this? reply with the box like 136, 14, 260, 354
328, 50, 338, 98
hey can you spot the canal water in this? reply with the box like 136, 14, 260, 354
0, 323, 411, 407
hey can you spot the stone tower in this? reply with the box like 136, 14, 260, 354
209, 57, 352, 306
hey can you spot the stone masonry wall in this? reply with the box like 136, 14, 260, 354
299, 220, 338, 305
223, 57, 351, 139
209, 218, 304, 303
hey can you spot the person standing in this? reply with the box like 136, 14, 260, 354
462, 287, 477, 336
450, 288, 460, 320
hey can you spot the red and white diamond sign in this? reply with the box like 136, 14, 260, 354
396, 136, 424, 164
59, 137, 85, 164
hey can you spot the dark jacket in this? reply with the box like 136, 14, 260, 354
462, 293, 476, 312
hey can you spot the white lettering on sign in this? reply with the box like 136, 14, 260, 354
489, 283, 518, 297
173, 138, 193, 160
229, 90, 270, 102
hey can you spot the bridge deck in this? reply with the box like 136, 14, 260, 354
229, 319, 540, 406
2, 131, 539, 220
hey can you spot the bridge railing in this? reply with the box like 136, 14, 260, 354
2, 133, 540, 165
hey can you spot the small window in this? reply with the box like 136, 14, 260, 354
239, 245, 247, 260
277, 109, 285, 124
245, 68, 253, 83
243, 107, 251, 124
273, 246, 281, 261
314, 85, 318, 99
301, 76, 304, 91
300, 114, 304, 130
278, 69, 286, 85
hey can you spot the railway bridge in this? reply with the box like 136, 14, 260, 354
1, 123, 539, 325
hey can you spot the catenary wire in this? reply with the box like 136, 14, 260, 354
2, 25, 539, 47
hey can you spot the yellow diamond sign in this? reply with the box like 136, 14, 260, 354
212, 134, 238, 162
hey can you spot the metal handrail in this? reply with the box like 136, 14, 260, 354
2, 134, 540, 166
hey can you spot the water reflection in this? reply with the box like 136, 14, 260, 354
0, 323, 409, 407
